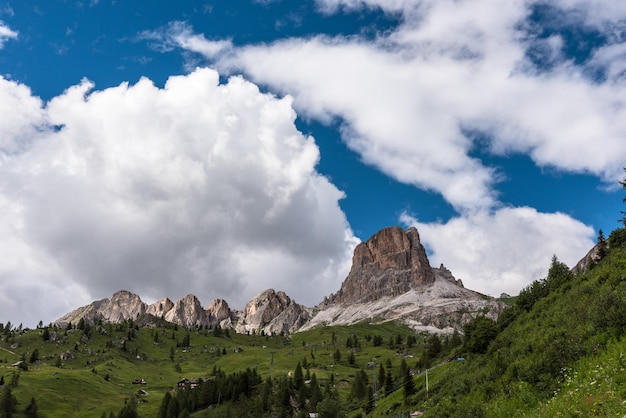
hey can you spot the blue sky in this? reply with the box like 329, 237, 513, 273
1, 0, 625, 326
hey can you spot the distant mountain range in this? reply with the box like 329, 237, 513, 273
55, 226, 507, 334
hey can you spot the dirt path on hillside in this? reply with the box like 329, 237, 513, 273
0, 346, 18, 357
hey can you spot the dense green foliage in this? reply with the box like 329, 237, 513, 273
408, 245, 626, 417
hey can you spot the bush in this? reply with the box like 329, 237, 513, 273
463, 317, 498, 354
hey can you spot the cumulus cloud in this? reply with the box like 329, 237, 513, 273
157, 0, 626, 212
143, 0, 623, 298
0, 69, 357, 326
0, 21, 17, 48
401, 208, 595, 297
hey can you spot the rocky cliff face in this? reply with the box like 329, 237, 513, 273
324, 226, 434, 305
163, 294, 208, 328
146, 298, 175, 318
235, 289, 312, 335
207, 299, 231, 324
311, 226, 505, 332
572, 242, 605, 274
55, 290, 148, 326
55, 291, 231, 329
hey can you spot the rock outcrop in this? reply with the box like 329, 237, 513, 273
164, 294, 208, 328
55, 291, 232, 329
312, 226, 506, 332
572, 242, 605, 274
235, 289, 312, 335
206, 299, 231, 324
53, 288, 308, 335
55, 290, 147, 326
147, 298, 174, 318
324, 226, 434, 305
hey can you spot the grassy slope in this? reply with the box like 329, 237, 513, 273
0, 320, 426, 417
398, 246, 626, 417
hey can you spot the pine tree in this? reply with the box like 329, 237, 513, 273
117, 399, 139, 418
350, 369, 368, 401
309, 373, 322, 411
29, 349, 39, 364
597, 229, 608, 259
294, 361, 304, 390
158, 392, 171, 418
24, 397, 39, 418
182, 332, 190, 348
0, 386, 17, 418
427, 334, 442, 358
378, 363, 385, 395
363, 385, 374, 414
620, 167, 626, 227
385, 370, 394, 396
403, 367, 416, 400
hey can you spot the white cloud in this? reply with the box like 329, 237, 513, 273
0, 77, 46, 153
148, 0, 626, 297
401, 208, 595, 297
220, 0, 626, 186
156, 1, 626, 212
138, 21, 232, 58
0, 21, 17, 48
0, 69, 357, 326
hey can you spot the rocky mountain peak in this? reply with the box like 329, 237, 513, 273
235, 289, 311, 335
326, 226, 435, 304
206, 298, 231, 323
164, 294, 207, 328
99, 290, 147, 323
146, 297, 174, 318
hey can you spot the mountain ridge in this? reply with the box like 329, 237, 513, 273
54, 226, 507, 334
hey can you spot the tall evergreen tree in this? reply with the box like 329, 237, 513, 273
309, 373, 322, 411
29, 349, 39, 364
597, 229, 608, 259
24, 397, 39, 418
403, 367, 416, 400
377, 363, 385, 395
294, 361, 304, 390
363, 385, 375, 415
384, 370, 394, 396
0, 386, 16, 418
333, 348, 341, 363
158, 392, 171, 418
350, 369, 368, 401
619, 167, 626, 228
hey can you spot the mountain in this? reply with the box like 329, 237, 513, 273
234, 289, 312, 335
309, 226, 504, 332
56, 290, 147, 325
325, 226, 434, 304
55, 226, 505, 334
